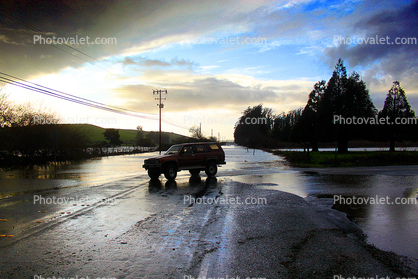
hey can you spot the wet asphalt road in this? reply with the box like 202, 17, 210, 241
1, 149, 418, 278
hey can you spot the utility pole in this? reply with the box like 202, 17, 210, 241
153, 89, 167, 154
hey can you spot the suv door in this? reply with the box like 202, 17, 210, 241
177, 145, 195, 168
193, 144, 210, 166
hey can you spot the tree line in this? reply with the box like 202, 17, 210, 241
0, 93, 90, 165
234, 59, 417, 152
0, 93, 151, 166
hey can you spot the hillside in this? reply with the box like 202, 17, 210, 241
70, 124, 192, 146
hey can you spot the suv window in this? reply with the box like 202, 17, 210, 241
165, 145, 182, 154
209, 144, 219, 150
195, 144, 209, 153
182, 145, 194, 154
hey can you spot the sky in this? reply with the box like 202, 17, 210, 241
0, 0, 417, 140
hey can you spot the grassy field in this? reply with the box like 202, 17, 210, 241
274, 150, 418, 168
72, 124, 191, 146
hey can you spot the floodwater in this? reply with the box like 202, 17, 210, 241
1, 146, 417, 259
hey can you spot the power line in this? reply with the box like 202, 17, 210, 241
0, 72, 155, 119
0, 10, 191, 131
0, 72, 189, 130
0, 72, 135, 114
0, 16, 110, 72
161, 115, 190, 130
0, 76, 144, 118
0, 9, 104, 64
0, 10, 131, 76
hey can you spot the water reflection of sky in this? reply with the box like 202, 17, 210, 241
0, 153, 154, 198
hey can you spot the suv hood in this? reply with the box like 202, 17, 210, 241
146, 154, 174, 161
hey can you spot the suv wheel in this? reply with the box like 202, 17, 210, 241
189, 169, 200, 175
205, 162, 217, 176
164, 164, 178, 180
148, 169, 160, 180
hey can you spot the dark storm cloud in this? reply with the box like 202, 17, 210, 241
1, 0, 107, 35
0, 0, 272, 79
0, 0, 118, 78
324, 0, 418, 79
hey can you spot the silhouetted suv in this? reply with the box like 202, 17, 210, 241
143, 142, 226, 180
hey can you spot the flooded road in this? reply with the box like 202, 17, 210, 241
1, 145, 418, 267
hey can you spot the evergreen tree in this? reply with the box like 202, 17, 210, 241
291, 80, 326, 151
234, 104, 274, 147
317, 59, 376, 152
274, 108, 303, 142
378, 81, 416, 151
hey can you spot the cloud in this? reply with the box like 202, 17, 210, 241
227, 66, 270, 76
0, 34, 24, 45
113, 71, 313, 116
0, 0, 118, 77
2, 0, 413, 83
114, 77, 276, 112
3, 0, 414, 119
324, 0, 418, 80
198, 65, 221, 72
121, 57, 137, 66
120, 57, 196, 69
0, 0, 274, 78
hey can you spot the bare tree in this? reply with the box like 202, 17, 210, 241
189, 125, 205, 140
0, 93, 59, 127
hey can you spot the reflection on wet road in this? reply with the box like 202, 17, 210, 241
233, 171, 418, 258
1, 145, 418, 260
